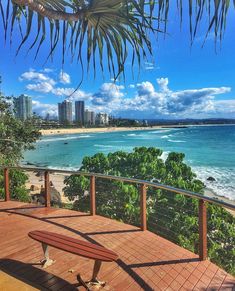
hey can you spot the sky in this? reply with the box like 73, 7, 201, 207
0, 3, 235, 120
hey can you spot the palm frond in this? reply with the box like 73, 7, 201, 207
0, 0, 234, 82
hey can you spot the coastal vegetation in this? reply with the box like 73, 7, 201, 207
0, 95, 41, 201
63, 147, 235, 275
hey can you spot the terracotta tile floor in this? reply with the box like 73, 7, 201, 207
0, 201, 234, 290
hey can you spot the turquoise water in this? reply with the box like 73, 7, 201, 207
23, 125, 235, 200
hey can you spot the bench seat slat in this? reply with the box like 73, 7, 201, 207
28, 231, 118, 262
32, 230, 116, 256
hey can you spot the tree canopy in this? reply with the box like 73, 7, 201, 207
1, 1, 234, 81
0, 96, 41, 165
0, 95, 41, 201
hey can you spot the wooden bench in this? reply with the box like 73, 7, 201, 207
28, 230, 118, 290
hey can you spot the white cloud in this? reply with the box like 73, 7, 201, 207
21, 69, 233, 119
59, 70, 71, 84
114, 78, 232, 118
20, 69, 56, 94
42, 68, 54, 73
91, 83, 125, 112
52, 87, 91, 101
19, 70, 55, 84
26, 82, 54, 93
32, 100, 58, 117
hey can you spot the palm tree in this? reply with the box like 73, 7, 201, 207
1, 1, 234, 81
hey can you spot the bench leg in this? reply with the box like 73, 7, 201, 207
77, 260, 106, 290
41, 243, 55, 268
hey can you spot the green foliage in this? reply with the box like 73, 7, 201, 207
0, 96, 40, 202
0, 96, 41, 165
0, 169, 30, 202
63, 147, 235, 275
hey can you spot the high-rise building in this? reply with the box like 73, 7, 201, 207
75, 101, 85, 125
84, 110, 96, 125
58, 100, 73, 124
95, 113, 109, 126
14, 94, 32, 120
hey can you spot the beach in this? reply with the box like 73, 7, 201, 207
40, 126, 166, 136
40, 124, 235, 136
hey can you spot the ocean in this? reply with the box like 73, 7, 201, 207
22, 125, 235, 201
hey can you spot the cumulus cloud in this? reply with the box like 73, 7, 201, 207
21, 69, 233, 119
20, 69, 89, 100
42, 68, 54, 73
19, 70, 54, 84
20, 69, 56, 94
32, 100, 58, 118
91, 83, 125, 111
52, 87, 91, 101
59, 70, 71, 84
87, 78, 232, 118
26, 82, 54, 93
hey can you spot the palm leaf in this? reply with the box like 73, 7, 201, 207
0, 0, 234, 82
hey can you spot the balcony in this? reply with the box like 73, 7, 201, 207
0, 166, 235, 290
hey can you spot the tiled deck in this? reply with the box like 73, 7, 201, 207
0, 201, 234, 291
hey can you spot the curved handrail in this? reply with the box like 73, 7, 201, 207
1, 165, 235, 211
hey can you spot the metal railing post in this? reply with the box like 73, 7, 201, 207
140, 184, 147, 231
4, 168, 10, 201
90, 175, 96, 215
44, 171, 50, 207
199, 199, 207, 260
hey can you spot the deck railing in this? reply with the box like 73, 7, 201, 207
1, 166, 235, 262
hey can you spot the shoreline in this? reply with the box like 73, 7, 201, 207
40, 124, 235, 136
40, 126, 164, 136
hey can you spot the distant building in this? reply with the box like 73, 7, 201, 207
84, 110, 96, 125
75, 101, 85, 125
96, 113, 109, 126
143, 119, 148, 126
14, 94, 32, 120
58, 100, 73, 124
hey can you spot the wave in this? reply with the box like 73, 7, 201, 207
94, 144, 116, 148
126, 133, 145, 137
161, 135, 172, 139
161, 151, 169, 161
94, 144, 134, 151
49, 165, 81, 171
193, 166, 235, 200
168, 139, 186, 143
39, 135, 92, 143
149, 129, 172, 134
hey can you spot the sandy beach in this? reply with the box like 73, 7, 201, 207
40, 126, 165, 136
40, 124, 235, 136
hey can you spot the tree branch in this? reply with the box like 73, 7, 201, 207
12, 0, 82, 21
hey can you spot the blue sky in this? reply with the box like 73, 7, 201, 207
0, 3, 235, 119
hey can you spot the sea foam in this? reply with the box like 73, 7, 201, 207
193, 166, 235, 200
